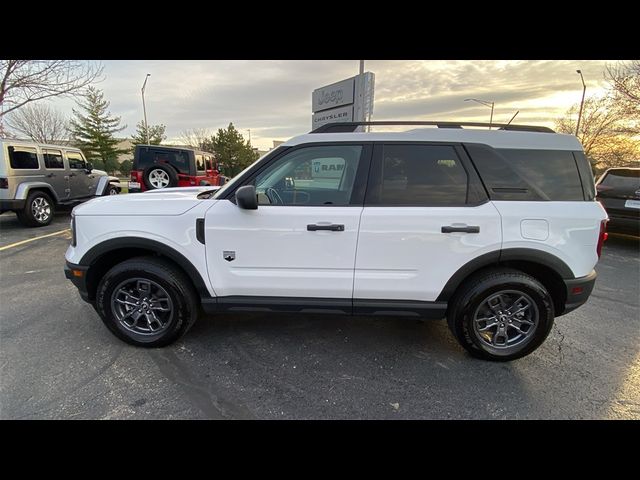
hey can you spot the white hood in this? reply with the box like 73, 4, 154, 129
74, 187, 218, 216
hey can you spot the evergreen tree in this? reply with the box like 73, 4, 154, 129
119, 159, 133, 177
211, 123, 259, 176
130, 120, 167, 149
69, 86, 126, 174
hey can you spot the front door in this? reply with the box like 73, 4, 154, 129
42, 148, 69, 200
354, 143, 502, 303
205, 143, 371, 301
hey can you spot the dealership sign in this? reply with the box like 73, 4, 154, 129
312, 72, 375, 130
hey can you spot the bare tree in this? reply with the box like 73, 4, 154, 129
0, 60, 103, 119
5, 103, 69, 143
556, 95, 640, 173
605, 60, 640, 133
179, 128, 213, 150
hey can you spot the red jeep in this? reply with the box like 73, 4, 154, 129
128, 145, 226, 192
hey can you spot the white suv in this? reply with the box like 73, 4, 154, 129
64, 121, 608, 361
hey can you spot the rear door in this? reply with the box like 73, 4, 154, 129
66, 151, 96, 198
353, 142, 502, 303
42, 148, 69, 200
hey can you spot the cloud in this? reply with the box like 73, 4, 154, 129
48, 60, 616, 150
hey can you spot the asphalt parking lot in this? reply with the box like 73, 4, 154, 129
1, 210, 638, 419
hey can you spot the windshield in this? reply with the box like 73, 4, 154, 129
213, 147, 284, 199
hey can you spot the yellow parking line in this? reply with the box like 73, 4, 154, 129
0, 228, 71, 252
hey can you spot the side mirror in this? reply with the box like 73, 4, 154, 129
235, 185, 258, 210
86, 162, 93, 173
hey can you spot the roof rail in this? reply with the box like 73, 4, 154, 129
310, 121, 555, 134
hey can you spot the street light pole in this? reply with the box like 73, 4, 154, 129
141, 74, 151, 145
575, 69, 586, 137
464, 98, 495, 129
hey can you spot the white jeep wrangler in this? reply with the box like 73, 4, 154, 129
65, 121, 608, 361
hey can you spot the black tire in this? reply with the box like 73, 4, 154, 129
143, 165, 178, 190
106, 185, 119, 196
95, 257, 199, 347
17, 191, 55, 227
446, 268, 555, 362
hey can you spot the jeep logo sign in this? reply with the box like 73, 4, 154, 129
312, 78, 355, 112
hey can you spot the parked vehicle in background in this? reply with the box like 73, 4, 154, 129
596, 167, 640, 236
0, 139, 120, 227
128, 145, 226, 193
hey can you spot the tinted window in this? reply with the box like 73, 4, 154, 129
139, 148, 190, 175
466, 144, 585, 201
253, 145, 363, 206
67, 152, 86, 169
366, 145, 468, 206
8, 146, 39, 169
44, 149, 64, 169
574, 151, 595, 200
600, 169, 640, 193
196, 154, 205, 172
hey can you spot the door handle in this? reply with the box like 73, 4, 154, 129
69, 173, 77, 177
441, 225, 480, 234
307, 224, 345, 232
46, 173, 56, 178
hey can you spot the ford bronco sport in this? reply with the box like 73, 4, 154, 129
64, 121, 608, 361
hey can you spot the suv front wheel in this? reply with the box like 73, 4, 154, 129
95, 257, 199, 347
447, 268, 555, 361
17, 191, 55, 227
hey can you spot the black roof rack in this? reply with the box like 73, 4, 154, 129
310, 121, 555, 134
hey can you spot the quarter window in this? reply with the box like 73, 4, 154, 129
8, 146, 39, 169
67, 152, 86, 170
44, 149, 64, 169
196, 154, 206, 172
253, 145, 363, 206
366, 144, 469, 206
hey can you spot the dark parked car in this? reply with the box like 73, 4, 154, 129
596, 167, 640, 236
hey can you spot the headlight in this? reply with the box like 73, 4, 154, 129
70, 214, 77, 247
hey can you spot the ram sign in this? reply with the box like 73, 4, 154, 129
312, 72, 375, 130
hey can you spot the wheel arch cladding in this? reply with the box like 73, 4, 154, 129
437, 248, 572, 315
80, 237, 211, 302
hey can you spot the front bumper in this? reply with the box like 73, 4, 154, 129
561, 269, 597, 315
64, 262, 91, 303
0, 199, 26, 212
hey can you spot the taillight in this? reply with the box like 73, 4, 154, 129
596, 219, 608, 258
0, 177, 8, 189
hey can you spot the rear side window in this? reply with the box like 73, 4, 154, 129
8, 146, 39, 169
366, 144, 470, 206
43, 149, 64, 169
196, 154, 205, 172
138, 148, 190, 175
466, 144, 585, 201
67, 152, 86, 169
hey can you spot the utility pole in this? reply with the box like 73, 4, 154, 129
141, 74, 151, 144
359, 60, 364, 75
464, 98, 495, 129
575, 69, 586, 137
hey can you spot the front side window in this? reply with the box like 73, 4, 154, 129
44, 149, 64, 169
366, 144, 469, 206
67, 152, 86, 170
8, 146, 39, 169
253, 145, 363, 206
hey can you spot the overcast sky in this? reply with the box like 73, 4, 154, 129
49, 60, 617, 150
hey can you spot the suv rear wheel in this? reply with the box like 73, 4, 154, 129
17, 191, 55, 227
143, 165, 178, 190
95, 257, 199, 347
447, 268, 555, 361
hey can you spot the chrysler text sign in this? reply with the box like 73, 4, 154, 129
311, 105, 354, 130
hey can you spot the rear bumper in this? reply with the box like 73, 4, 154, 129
64, 262, 92, 304
0, 199, 25, 211
561, 270, 597, 315
606, 214, 639, 236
